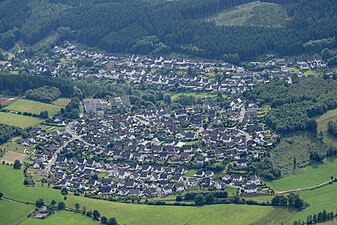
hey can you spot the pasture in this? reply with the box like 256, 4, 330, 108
0, 112, 43, 128
0, 200, 34, 225
21, 211, 98, 225
53, 98, 71, 107
5, 99, 62, 116
268, 157, 337, 191
287, 183, 337, 224
0, 165, 287, 225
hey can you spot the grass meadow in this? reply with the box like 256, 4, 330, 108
0, 164, 286, 225
0, 112, 43, 128
5, 99, 62, 116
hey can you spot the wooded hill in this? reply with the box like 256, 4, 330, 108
0, 0, 336, 59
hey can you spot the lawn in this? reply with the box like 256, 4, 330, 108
268, 157, 337, 191
0, 164, 286, 225
5, 99, 62, 116
0, 200, 34, 225
0, 112, 43, 128
53, 98, 71, 107
316, 108, 337, 147
21, 211, 99, 225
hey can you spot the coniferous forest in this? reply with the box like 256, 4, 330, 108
0, 0, 336, 59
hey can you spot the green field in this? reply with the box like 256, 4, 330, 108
287, 183, 337, 224
21, 211, 98, 225
5, 99, 62, 116
316, 108, 337, 147
207, 1, 287, 27
271, 132, 328, 177
268, 157, 337, 191
171, 92, 216, 100
0, 112, 43, 128
0, 165, 287, 225
53, 98, 71, 107
0, 200, 34, 225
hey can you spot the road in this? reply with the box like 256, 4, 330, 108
275, 180, 332, 194
43, 122, 95, 176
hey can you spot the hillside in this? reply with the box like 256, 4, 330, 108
0, 0, 336, 59
207, 1, 288, 27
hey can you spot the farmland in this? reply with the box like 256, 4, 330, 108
268, 157, 337, 191
53, 98, 71, 107
287, 183, 337, 224
21, 211, 98, 225
0, 112, 42, 128
0, 165, 288, 225
1, 150, 27, 164
5, 99, 62, 116
0, 200, 34, 225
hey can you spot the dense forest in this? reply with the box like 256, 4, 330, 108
0, 0, 336, 59
25, 86, 61, 103
246, 77, 337, 134
0, 124, 21, 144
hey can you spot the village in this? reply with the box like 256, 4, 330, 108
1, 42, 332, 201
0, 42, 332, 96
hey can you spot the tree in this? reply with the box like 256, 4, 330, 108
93, 210, 100, 220
58, 201, 65, 210
50, 200, 56, 206
107, 217, 118, 225
39, 111, 49, 119
101, 216, 108, 224
86, 211, 92, 217
205, 193, 215, 204
36, 199, 44, 208
13, 159, 21, 169
0, 192, 3, 199
61, 187, 68, 196
194, 194, 206, 206
176, 195, 183, 202
75, 203, 80, 211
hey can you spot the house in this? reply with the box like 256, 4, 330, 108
174, 182, 185, 192
187, 177, 198, 187
232, 175, 243, 183
200, 177, 212, 187
162, 185, 173, 195
100, 186, 113, 195
242, 184, 258, 194
248, 175, 261, 186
